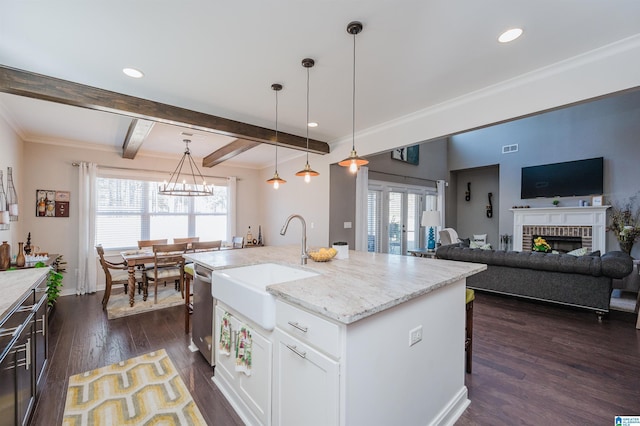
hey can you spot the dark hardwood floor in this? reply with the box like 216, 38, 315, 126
30, 290, 639, 425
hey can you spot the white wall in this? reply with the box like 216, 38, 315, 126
21, 140, 262, 294
259, 34, 640, 254
0, 111, 23, 253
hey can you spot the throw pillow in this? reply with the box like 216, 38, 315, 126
587, 250, 601, 257
473, 234, 487, 244
458, 238, 470, 247
470, 241, 492, 250
567, 247, 588, 256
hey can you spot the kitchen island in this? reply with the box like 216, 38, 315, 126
185, 246, 485, 426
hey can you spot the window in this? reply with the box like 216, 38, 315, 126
96, 176, 228, 249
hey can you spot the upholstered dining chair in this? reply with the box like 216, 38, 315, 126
96, 245, 142, 310
145, 242, 188, 304
183, 240, 222, 333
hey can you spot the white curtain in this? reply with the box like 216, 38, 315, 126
77, 162, 97, 295
436, 179, 446, 228
355, 166, 369, 251
226, 176, 237, 243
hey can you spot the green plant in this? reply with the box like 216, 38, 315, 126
35, 256, 65, 307
552, 199, 560, 206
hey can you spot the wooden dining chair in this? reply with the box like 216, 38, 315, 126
232, 236, 244, 249
184, 240, 222, 333
138, 239, 168, 249
96, 245, 142, 310
145, 242, 188, 304
174, 237, 200, 245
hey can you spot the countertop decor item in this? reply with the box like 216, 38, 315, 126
16, 242, 25, 267
266, 83, 287, 189
7, 167, 18, 221
338, 21, 369, 173
0, 170, 9, 230
0, 241, 9, 270
308, 247, 337, 262
295, 58, 319, 183
158, 139, 213, 196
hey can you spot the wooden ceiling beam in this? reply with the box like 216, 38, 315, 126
203, 139, 262, 168
122, 118, 155, 159
0, 66, 330, 155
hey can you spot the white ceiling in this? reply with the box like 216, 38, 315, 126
1, 1, 640, 168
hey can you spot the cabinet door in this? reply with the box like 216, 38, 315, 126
33, 295, 48, 386
16, 321, 35, 426
273, 330, 339, 426
214, 306, 272, 426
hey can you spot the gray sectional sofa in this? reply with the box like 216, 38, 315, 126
435, 243, 634, 318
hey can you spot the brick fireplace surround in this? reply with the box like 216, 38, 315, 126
512, 206, 609, 253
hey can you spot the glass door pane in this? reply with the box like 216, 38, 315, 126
388, 192, 403, 255
406, 193, 419, 252
367, 190, 381, 252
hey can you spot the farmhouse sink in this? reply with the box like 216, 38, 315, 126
212, 263, 319, 330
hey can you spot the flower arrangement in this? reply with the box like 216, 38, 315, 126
532, 236, 552, 252
607, 192, 640, 254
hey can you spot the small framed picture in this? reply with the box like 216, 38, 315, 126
591, 195, 603, 206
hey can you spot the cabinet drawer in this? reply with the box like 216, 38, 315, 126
275, 300, 340, 358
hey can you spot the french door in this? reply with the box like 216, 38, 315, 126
367, 181, 437, 254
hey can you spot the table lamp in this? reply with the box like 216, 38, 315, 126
421, 210, 441, 251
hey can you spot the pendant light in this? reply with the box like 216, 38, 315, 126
295, 58, 319, 183
266, 83, 286, 189
338, 21, 369, 174
158, 139, 213, 196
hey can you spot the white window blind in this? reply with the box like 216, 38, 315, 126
96, 176, 229, 250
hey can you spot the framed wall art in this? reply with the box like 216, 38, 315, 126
391, 145, 419, 165
36, 189, 70, 217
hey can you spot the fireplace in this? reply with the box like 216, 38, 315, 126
512, 206, 608, 253
530, 234, 584, 253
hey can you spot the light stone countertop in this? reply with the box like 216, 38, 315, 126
0, 268, 50, 322
184, 246, 486, 324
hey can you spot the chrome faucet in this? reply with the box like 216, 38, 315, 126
280, 214, 308, 264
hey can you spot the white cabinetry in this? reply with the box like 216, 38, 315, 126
273, 299, 340, 426
214, 303, 272, 426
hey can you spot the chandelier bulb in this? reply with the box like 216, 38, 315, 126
304, 173, 311, 183
349, 160, 359, 174
273, 180, 280, 190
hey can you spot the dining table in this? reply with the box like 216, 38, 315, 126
120, 249, 154, 307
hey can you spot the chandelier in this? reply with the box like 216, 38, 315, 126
295, 58, 319, 183
266, 83, 287, 189
158, 139, 213, 196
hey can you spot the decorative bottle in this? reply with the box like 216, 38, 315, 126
6, 167, 18, 221
246, 226, 253, 244
0, 241, 10, 270
258, 225, 263, 246
24, 232, 32, 255
16, 242, 25, 267
0, 170, 9, 227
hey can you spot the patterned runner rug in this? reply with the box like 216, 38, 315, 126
62, 349, 206, 425
106, 285, 184, 320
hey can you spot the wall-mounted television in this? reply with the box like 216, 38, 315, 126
521, 157, 603, 199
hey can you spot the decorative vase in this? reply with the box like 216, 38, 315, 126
16, 242, 25, 267
0, 241, 10, 270
24, 232, 31, 255
619, 240, 633, 255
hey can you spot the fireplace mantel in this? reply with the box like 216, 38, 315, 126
512, 206, 610, 252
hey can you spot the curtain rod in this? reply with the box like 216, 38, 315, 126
71, 162, 229, 180
368, 170, 438, 184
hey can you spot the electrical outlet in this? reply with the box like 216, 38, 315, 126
409, 325, 423, 346
344, 221, 352, 229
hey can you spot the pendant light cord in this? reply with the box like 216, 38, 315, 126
352, 29, 356, 152
306, 65, 310, 164
275, 88, 279, 172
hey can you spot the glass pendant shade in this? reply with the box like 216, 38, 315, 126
339, 21, 369, 174
158, 139, 213, 196
267, 83, 286, 189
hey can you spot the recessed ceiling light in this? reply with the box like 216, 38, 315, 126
498, 28, 523, 43
308, 122, 318, 128
123, 67, 144, 78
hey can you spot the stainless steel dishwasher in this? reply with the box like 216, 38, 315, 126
192, 263, 214, 366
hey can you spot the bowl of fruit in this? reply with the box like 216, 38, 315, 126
308, 247, 337, 262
